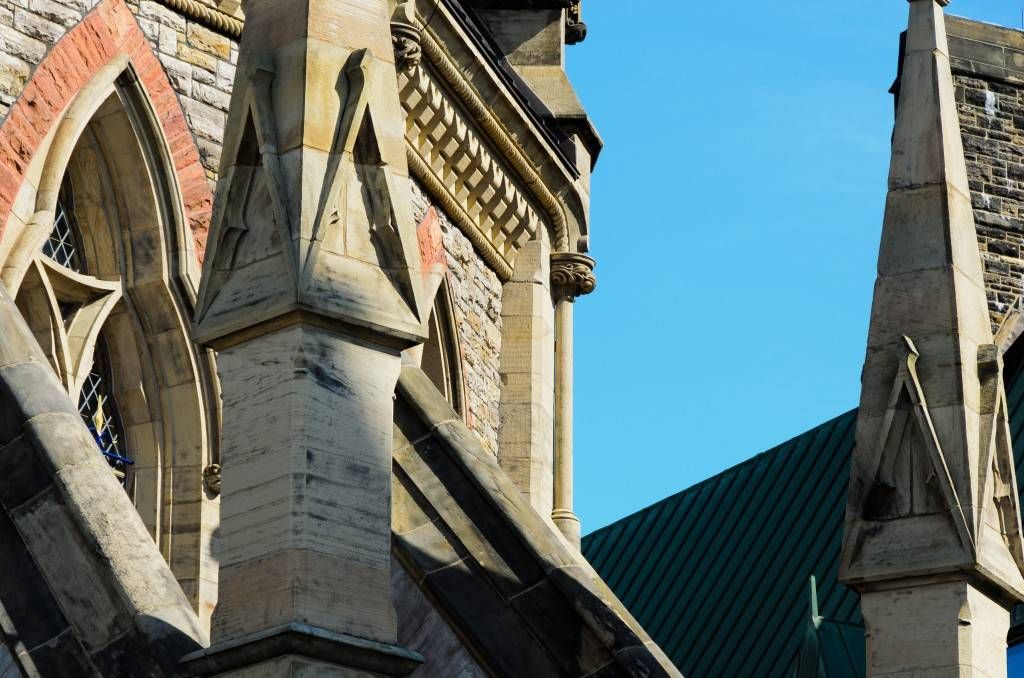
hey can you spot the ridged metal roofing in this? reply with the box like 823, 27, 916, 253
583, 347, 1024, 678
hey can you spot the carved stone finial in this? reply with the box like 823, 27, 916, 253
391, 0, 421, 73
551, 252, 596, 300
565, 2, 587, 45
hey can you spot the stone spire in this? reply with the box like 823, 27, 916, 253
840, 1, 1024, 674
184, 0, 429, 675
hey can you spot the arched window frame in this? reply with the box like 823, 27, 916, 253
0, 60, 220, 623
420, 275, 467, 419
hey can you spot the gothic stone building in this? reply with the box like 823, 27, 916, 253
1, 0, 1022, 677
0, 0, 684, 675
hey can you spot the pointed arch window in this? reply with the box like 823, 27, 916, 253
1, 70, 219, 618
420, 279, 466, 418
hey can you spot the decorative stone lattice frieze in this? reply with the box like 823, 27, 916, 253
400, 64, 541, 281
138, 0, 574, 283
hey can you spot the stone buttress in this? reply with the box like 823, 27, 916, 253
184, 0, 432, 675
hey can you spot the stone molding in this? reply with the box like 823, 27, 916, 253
181, 623, 423, 676
156, 0, 242, 38
402, 64, 537, 282
401, 29, 582, 281
550, 251, 595, 300
419, 29, 573, 251
417, 30, 571, 252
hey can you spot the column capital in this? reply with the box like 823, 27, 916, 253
550, 252, 596, 300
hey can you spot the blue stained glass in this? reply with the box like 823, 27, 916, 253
1011, 644, 1024, 677
78, 342, 131, 483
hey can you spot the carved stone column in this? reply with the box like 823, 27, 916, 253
550, 252, 595, 548
182, 0, 429, 675
840, 1, 1024, 675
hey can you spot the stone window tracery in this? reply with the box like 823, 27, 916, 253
41, 183, 85, 273
78, 336, 131, 483
18, 172, 133, 485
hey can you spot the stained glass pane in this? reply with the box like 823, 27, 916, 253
40, 181, 85, 273
78, 340, 132, 484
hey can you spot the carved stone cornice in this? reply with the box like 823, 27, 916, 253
400, 57, 546, 282
416, 31, 570, 252
550, 252, 595, 300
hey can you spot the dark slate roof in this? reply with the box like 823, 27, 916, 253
583, 343, 1024, 678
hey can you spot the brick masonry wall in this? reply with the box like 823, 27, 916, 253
955, 72, 1024, 333
0, 0, 211, 258
0, 0, 236, 187
412, 179, 503, 457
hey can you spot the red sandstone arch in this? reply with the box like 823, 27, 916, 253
0, 0, 212, 262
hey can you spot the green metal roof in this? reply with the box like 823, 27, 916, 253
582, 346, 1024, 678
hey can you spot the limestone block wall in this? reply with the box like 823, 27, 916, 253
0, 0, 99, 118
947, 18, 1024, 333
955, 73, 1024, 331
412, 179, 503, 456
127, 0, 235, 181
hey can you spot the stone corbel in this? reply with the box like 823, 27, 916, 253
391, 1, 422, 73
550, 251, 596, 301
565, 2, 587, 45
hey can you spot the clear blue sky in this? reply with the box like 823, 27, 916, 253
568, 1, 1024, 532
